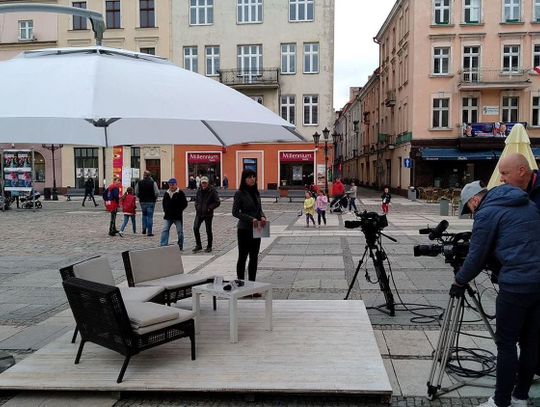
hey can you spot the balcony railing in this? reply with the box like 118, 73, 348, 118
384, 90, 396, 107
218, 68, 280, 88
458, 69, 530, 89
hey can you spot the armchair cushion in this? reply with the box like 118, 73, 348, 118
72, 257, 115, 286
124, 301, 180, 328
133, 309, 196, 335
119, 286, 163, 302
126, 245, 184, 284
138, 274, 209, 290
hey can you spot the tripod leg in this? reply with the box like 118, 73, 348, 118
466, 287, 496, 341
345, 246, 369, 300
427, 295, 464, 400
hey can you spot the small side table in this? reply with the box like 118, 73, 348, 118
192, 281, 273, 343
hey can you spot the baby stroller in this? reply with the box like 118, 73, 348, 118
20, 190, 42, 209
329, 195, 348, 213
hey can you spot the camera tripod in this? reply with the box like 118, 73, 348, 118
426, 281, 496, 400
345, 231, 397, 316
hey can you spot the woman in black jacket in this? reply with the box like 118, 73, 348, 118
232, 169, 266, 282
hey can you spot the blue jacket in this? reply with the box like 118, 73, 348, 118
455, 184, 540, 293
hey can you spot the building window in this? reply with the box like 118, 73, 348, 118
140, 47, 155, 55
72, 2, 87, 30
281, 43, 296, 74
504, 0, 521, 22
184, 46, 198, 72
463, 0, 481, 23
432, 98, 449, 128
289, 0, 314, 22
139, 0, 155, 28
106, 1, 121, 29
205, 46, 220, 76
462, 97, 478, 123
433, 0, 450, 24
18, 20, 33, 40
303, 95, 318, 125
502, 96, 519, 122
303, 43, 319, 74
250, 96, 263, 104
433, 47, 450, 75
281, 95, 296, 125
237, 44, 262, 82
74, 148, 99, 189
463, 46, 480, 81
237, 0, 263, 23
190, 0, 214, 25
533, 97, 540, 126
502, 45, 520, 73
535, 0, 540, 22
533, 44, 540, 69
34, 152, 45, 183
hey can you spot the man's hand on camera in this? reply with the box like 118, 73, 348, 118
449, 283, 466, 298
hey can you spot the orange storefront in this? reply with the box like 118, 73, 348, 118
173, 143, 330, 191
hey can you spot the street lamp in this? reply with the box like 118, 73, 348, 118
41, 144, 63, 200
313, 127, 330, 194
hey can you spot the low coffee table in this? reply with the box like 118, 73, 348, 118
192, 280, 272, 343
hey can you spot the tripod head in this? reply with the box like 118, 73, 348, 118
344, 210, 397, 247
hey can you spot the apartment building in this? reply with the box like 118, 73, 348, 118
334, 87, 361, 182
170, 0, 335, 189
349, 0, 540, 193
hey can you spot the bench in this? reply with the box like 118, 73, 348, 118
288, 190, 307, 202
65, 188, 87, 201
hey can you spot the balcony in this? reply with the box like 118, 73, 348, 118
458, 69, 530, 90
384, 90, 396, 107
218, 68, 279, 89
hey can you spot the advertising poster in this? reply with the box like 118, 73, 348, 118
292, 166, 303, 181
2, 150, 33, 192
316, 164, 326, 187
112, 147, 123, 185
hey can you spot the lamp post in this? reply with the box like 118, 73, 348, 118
313, 127, 330, 194
41, 144, 63, 200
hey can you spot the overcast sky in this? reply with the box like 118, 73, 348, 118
334, 0, 396, 109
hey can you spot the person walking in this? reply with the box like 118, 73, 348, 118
119, 187, 137, 234
303, 191, 316, 227
329, 177, 345, 210
223, 175, 229, 190
103, 177, 121, 236
232, 169, 266, 284
316, 189, 328, 226
381, 187, 391, 214
82, 177, 98, 207
347, 181, 358, 213
160, 178, 188, 250
453, 181, 540, 407
135, 171, 159, 237
192, 176, 220, 253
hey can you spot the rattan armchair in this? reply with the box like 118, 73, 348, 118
62, 277, 195, 383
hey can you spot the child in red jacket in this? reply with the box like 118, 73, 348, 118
119, 187, 137, 234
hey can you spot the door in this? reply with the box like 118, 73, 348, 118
145, 159, 161, 188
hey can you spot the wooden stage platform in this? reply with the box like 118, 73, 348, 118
0, 300, 392, 399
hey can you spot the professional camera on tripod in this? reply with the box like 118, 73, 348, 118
414, 220, 496, 400
344, 210, 396, 316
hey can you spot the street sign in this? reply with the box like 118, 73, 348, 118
404, 158, 412, 168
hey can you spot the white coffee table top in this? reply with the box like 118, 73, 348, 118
192, 280, 272, 299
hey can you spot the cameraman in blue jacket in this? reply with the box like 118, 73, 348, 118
452, 181, 540, 407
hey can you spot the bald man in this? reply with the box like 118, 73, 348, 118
499, 153, 540, 210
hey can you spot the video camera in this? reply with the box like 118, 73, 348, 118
413, 220, 471, 268
345, 210, 388, 238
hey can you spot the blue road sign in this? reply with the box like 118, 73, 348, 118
404, 158, 412, 168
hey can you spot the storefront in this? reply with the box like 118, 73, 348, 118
278, 151, 315, 187
186, 152, 222, 186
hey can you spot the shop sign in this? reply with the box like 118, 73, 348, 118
188, 153, 221, 164
482, 106, 499, 116
279, 151, 314, 163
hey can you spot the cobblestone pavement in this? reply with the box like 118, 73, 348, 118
0, 188, 538, 406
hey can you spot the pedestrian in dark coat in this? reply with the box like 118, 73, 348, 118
160, 178, 188, 249
192, 176, 220, 253
82, 177, 97, 207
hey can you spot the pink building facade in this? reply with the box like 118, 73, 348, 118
347, 0, 540, 193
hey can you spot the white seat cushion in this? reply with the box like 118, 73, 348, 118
72, 257, 115, 286
133, 309, 195, 335
127, 245, 184, 284
124, 301, 179, 328
137, 274, 209, 290
119, 286, 163, 302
